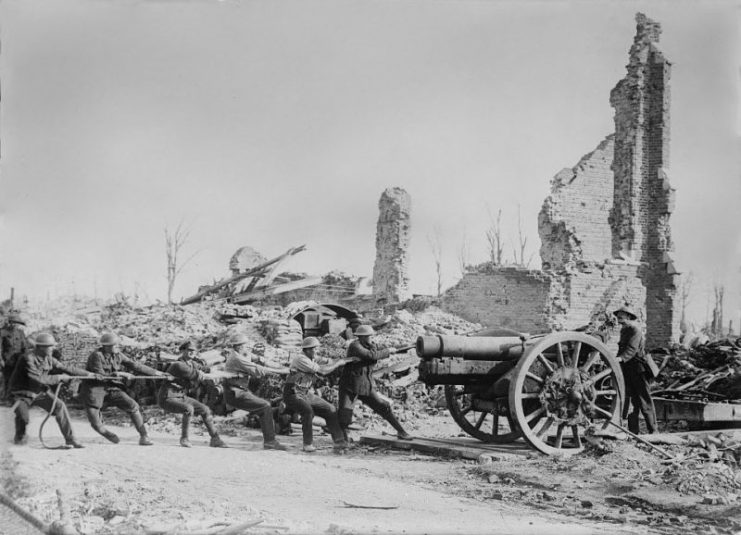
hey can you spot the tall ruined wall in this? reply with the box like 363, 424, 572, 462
372, 188, 411, 303
442, 13, 680, 348
539, 136, 615, 269
609, 13, 680, 347
442, 267, 553, 333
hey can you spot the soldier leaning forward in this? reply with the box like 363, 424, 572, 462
157, 340, 227, 448
283, 337, 356, 453
1, 313, 29, 401
80, 333, 166, 446
10, 332, 93, 448
223, 333, 288, 451
338, 325, 412, 441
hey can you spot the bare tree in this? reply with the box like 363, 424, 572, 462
679, 271, 694, 333
427, 227, 443, 297
711, 283, 725, 338
165, 220, 199, 304
512, 204, 534, 268
458, 228, 470, 276
486, 207, 504, 265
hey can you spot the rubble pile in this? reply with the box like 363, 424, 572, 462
655, 339, 741, 400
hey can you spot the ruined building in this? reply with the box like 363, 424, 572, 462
443, 14, 680, 348
372, 187, 412, 303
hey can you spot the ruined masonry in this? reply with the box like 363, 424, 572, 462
443, 14, 680, 348
372, 188, 412, 303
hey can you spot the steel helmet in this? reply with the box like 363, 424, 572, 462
354, 325, 374, 336
35, 332, 57, 346
228, 333, 250, 346
613, 306, 638, 320
301, 337, 320, 349
99, 333, 120, 346
8, 313, 26, 326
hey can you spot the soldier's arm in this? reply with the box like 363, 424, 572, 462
52, 357, 91, 378
121, 355, 160, 376
227, 353, 268, 378
86, 352, 106, 375
617, 328, 641, 363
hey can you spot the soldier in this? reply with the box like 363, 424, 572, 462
158, 340, 227, 448
223, 333, 288, 450
80, 333, 167, 445
614, 305, 657, 434
10, 332, 94, 448
283, 337, 356, 452
338, 325, 412, 441
1, 313, 29, 402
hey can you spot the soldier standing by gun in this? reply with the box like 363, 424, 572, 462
10, 332, 95, 448
1, 313, 29, 403
158, 340, 227, 448
614, 305, 657, 435
80, 333, 168, 446
283, 337, 356, 453
223, 333, 289, 451
338, 325, 413, 441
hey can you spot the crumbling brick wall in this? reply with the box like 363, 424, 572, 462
539, 136, 615, 269
372, 188, 412, 303
442, 267, 553, 333
442, 13, 680, 348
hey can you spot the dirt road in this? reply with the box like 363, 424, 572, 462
0, 407, 652, 535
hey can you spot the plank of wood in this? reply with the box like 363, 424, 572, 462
358, 434, 529, 459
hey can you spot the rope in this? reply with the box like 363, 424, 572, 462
38, 382, 67, 450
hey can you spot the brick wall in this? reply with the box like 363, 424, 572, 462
442, 267, 552, 333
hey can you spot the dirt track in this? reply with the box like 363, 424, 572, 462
0, 406, 650, 535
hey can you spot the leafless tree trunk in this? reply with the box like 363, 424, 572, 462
513, 204, 534, 268
458, 228, 470, 276
712, 284, 725, 338
486, 207, 504, 265
165, 221, 198, 304
679, 271, 694, 333
427, 227, 443, 297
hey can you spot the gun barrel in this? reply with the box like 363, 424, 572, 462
416, 335, 525, 361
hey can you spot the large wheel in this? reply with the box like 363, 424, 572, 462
445, 385, 521, 443
508, 332, 624, 456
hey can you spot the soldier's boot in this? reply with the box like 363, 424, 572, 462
131, 409, 153, 446
204, 412, 227, 447
381, 408, 413, 441
180, 414, 192, 448
86, 407, 119, 443
338, 409, 354, 443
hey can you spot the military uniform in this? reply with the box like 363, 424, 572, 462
338, 339, 409, 439
283, 352, 345, 448
618, 321, 657, 434
10, 350, 88, 445
158, 357, 225, 447
80, 348, 159, 444
1, 324, 28, 400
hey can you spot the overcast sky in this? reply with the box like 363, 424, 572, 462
0, 0, 739, 326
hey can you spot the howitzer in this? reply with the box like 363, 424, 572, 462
416, 329, 624, 456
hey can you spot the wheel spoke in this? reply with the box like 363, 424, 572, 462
520, 392, 540, 399
526, 372, 544, 385
595, 389, 617, 397
461, 406, 473, 416
525, 406, 546, 424
571, 341, 582, 368
536, 353, 554, 374
555, 342, 565, 368
492, 411, 500, 435
580, 350, 601, 373
585, 368, 612, 387
536, 416, 555, 439
571, 425, 582, 448
474, 412, 487, 430
554, 423, 566, 448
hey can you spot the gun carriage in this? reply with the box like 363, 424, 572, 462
416, 329, 625, 456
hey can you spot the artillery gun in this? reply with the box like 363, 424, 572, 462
416, 329, 624, 456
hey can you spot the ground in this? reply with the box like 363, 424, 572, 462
2, 406, 740, 535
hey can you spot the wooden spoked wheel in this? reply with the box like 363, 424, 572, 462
508, 332, 624, 456
445, 384, 521, 443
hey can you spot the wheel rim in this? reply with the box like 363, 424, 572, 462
445, 384, 521, 443
508, 332, 624, 456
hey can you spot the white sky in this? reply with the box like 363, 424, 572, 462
0, 0, 739, 328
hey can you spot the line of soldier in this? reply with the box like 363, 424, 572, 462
3, 317, 413, 452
